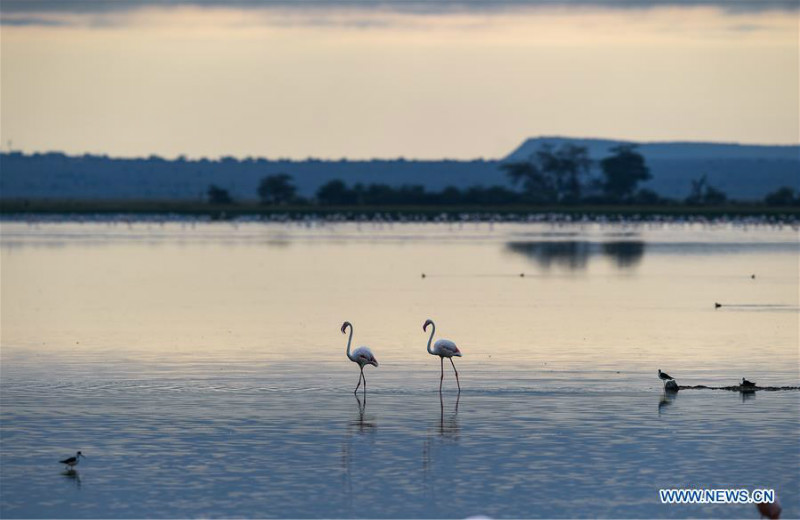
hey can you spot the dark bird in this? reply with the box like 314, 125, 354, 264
59, 451, 84, 470
658, 369, 674, 382
741, 378, 756, 388
421, 273, 426, 278
756, 498, 782, 519
715, 302, 722, 308
751, 274, 756, 279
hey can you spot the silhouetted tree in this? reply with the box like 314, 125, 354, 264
316, 179, 354, 205
438, 186, 463, 205
502, 144, 591, 203
632, 188, 666, 205
703, 185, 727, 205
764, 186, 799, 206
258, 174, 296, 205
462, 185, 520, 205
501, 161, 556, 203
538, 144, 592, 202
207, 184, 233, 204
599, 145, 651, 202
685, 175, 728, 205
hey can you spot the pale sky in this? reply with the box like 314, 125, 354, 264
1, 1, 797, 159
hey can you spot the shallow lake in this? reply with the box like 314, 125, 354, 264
1, 220, 798, 518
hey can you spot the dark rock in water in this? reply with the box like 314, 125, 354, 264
664, 380, 679, 392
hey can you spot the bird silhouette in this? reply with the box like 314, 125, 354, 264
658, 369, 675, 388
59, 451, 84, 470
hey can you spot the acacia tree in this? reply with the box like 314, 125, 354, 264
685, 175, 727, 205
599, 145, 651, 202
257, 174, 297, 205
207, 184, 233, 204
502, 143, 591, 203
316, 179, 354, 205
764, 186, 798, 206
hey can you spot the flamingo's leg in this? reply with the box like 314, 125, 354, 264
362, 368, 367, 393
440, 357, 444, 392
449, 358, 461, 392
354, 366, 363, 394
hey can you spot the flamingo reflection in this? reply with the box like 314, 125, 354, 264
423, 391, 461, 487
341, 392, 377, 506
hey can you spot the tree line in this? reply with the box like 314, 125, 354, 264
207, 144, 800, 207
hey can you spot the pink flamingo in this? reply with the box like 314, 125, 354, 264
341, 321, 378, 393
423, 319, 462, 392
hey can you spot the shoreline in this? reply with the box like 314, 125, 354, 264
2, 200, 799, 223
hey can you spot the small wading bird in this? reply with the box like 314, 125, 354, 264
341, 321, 378, 394
423, 319, 462, 392
741, 377, 756, 388
658, 369, 674, 388
59, 451, 84, 470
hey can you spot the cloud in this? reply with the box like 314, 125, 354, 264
2, 0, 797, 16
0, 16, 68, 26
1, 0, 795, 29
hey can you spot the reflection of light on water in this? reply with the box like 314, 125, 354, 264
341, 392, 377, 510
423, 392, 461, 496
61, 469, 81, 490
658, 390, 677, 416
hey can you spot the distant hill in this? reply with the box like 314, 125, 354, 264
0, 153, 501, 201
1, 137, 797, 201
507, 137, 799, 199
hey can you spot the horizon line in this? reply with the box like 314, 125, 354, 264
2, 135, 799, 163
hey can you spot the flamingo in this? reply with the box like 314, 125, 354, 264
341, 321, 378, 394
423, 319, 462, 392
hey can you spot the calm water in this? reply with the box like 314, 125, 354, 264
1, 220, 798, 518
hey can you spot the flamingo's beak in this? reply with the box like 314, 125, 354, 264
371, 360, 379, 367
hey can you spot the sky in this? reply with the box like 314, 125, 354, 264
1, 1, 797, 159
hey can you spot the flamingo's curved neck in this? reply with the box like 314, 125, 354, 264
345, 325, 354, 360
426, 322, 436, 354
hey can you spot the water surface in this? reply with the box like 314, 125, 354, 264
1, 221, 798, 518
